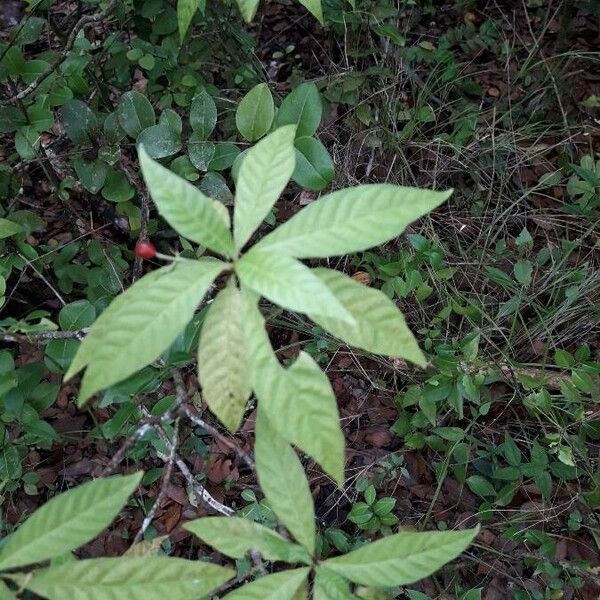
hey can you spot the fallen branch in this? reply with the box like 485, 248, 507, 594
132, 417, 180, 545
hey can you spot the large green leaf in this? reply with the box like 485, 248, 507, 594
242, 294, 344, 485
233, 125, 296, 251
139, 146, 234, 257
276, 83, 322, 138
117, 91, 156, 139
235, 83, 274, 142
254, 406, 316, 554
0, 473, 142, 571
280, 352, 344, 485
16, 557, 232, 600
254, 185, 452, 258
222, 568, 309, 600
313, 567, 357, 600
236, 249, 354, 324
197, 280, 251, 431
190, 89, 217, 138
323, 527, 479, 587
177, 0, 206, 41
65, 259, 226, 405
309, 268, 426, 366
292, 136, 334, 191
184, 517, 311, 563
236, 0, 260, 22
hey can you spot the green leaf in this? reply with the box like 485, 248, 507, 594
65, 258, 226, 405
235, 83, 274, 142
314, 566, 357, 600
236, 0, 260, 22
198, 280, 251, 431
513, 260, 532, 286
298, 0, 324, 24
188, 135, 215, 171
190, 89, 217, 138
309, 268, 426, 366
242, 298, 344, 483
117, 91, 156, 139
276, 83, 322, 138
466, 475, 496, 497
184, 517, 311, 563
293, 137, 334, 190
0, 473, 142, 571
139, 146, 234, 257
137, 122, 182, 159
209, 142, 240, 171
0, 218, 23, 239
73, 158, 107, 194
61, 99, 97, 145
254, 407, 316, 554
502, 434, 522, 467
323, 527, 479, 586
59, 300, 96, 330
17, 557, 232, 600
177, 0, 206, 41
101, 170, 134, 203
222, 568, 309, 600
254, 185, 452, 258
234, 125, 296, 251
236, 249, 354, 324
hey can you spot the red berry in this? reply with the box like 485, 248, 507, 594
135, 240, 157, 259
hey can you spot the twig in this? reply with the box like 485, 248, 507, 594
0, 328, 90, 343
142, 408, 234, 517
98, 416, 170, 477
18, 253, 67, 308
171, 370, 255, 471
180, 405, 255, 472
132, 417, 180, 545
2, 0, 119, 105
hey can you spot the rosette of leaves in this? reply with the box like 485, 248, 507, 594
233, 82, 335, 191
0, 472, 233, 599
184, 410, 478, 598
64, 124, 451, 488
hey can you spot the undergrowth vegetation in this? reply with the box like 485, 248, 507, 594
0, 0, 598, 598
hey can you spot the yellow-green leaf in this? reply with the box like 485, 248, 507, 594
139, 146, 234, 257
184, 517, 311, 563
236, 249, 354, 324
65, 259, 226, 405
236, 0, 260, 22
234, 125, 296, 251
16, 557, 233, 600
254, 407, 316, 554
198, 280, 251, 431
323, 527, 479, 586
242, 292, 344, 485
254, 185, 452, 258
0, 473, 142, 571
309, 268, 426, 366
223, 568, 310, 600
